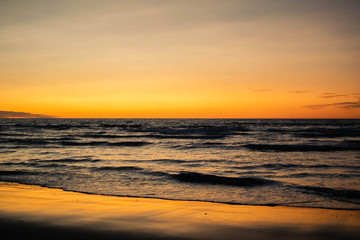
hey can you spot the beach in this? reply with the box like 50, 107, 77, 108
1, 0, 360, 238
0, 181, 359, 240
0, 119, 359, 239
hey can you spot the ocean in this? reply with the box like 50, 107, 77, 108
0, 119, 359, 210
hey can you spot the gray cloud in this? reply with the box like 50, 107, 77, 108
250, 88, 270, 92
353, 93, 360, 98
305, 101, 360, 110
289, 90, 311, 94
320, 92, 347, 98
0, 111, 56, 118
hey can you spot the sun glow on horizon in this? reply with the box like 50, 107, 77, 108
0, 0, 359, 118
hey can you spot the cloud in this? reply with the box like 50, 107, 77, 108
250, 88, 270, 92
320, 92, 347, 98
0, 111, 56, 118
353, 93, 360, 99
305, 101, 360, 110
289, 90, 311, 94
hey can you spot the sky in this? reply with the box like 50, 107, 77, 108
0, 0, 359, 118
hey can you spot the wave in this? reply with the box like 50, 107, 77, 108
297, 185, 360, 203
0, 161, 37, 167
264, 126, 360, 138
279, 172, 360, 179
0, 139, 52, 145
150, 159, 188, 164
8, 163, 89, 171
0, 170, 36, 176
244, 143, 360, 152
34, 158, 101, 163
0, 150, 16, 153
35, 163, 69, 168
80, 133, 228, 140
293, 127, 360, 138
95, 166, 143, 171
0, 158, 101, 170
108, 141, 151, 147
60, 140, 151, 147
169, 142, 226, 150
234, 164, 297, 170
11, 123, 89, 131
170, 171, 276, 187
146, 134, 228, 139
173, 124, 249, 132
0, 137, 79, 145
115, 125, 247, 139
0, 161, 85, 170
233, 163, 360, 170
60, 141, 108, 146
98, 123, 142, 129
129, 158, 238, 165
169, 141, 360, 151
0, 132, 29, 137
81, 133, 150, 139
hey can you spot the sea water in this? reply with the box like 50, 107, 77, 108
0, 119, 359, 209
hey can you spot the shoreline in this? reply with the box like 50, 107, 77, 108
0, 181, 359, 240
1, 181, 359, 211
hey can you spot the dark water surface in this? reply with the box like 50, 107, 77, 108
0, 119, 359, 209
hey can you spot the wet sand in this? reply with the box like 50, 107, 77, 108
0, 181, 359, 240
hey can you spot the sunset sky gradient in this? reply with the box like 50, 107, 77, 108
1, 0, 359, 118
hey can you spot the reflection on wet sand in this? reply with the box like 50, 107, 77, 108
0, 182, 359, 240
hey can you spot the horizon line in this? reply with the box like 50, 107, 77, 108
1, 117, 359, 120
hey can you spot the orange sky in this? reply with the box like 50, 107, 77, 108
0, 0, 359, 118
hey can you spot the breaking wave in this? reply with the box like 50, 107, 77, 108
297, 185, 360, 203
170, 172, 276, 187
